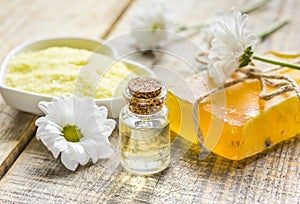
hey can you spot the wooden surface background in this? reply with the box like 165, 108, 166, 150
0, 0, 299, 203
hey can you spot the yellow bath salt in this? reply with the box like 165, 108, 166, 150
5, 47, 137, 98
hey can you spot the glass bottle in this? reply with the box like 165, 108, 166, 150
119, 77, 170, 175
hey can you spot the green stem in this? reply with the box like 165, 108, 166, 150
175, 23, 205, 33
240, 0, 271, 14
258, 18, 290, 40
253, 55, 300, 70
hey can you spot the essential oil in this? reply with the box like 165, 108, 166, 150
119, 77, 170, 175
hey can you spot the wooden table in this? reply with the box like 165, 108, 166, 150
0, 0, 299, 203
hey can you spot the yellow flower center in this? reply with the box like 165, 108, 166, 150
62, 125, 82, 142
151, 22, 164, 30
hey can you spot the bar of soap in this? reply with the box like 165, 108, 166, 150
166, 68, 300, 160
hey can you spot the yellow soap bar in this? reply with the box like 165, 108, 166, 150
166, 68, 300, 160
167, 91, 197, 143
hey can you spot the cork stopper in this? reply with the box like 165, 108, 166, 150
128, 77, 162, 99
125, 77, 166, 115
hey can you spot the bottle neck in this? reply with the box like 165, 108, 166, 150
126, 105, 168, 118
124, 87, 167, 115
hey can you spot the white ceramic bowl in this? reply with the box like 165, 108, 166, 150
0, 37, 155, 118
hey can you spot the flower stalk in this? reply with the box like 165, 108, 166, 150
258, 18, 290, 40
253, 55, 300, 70
240, 0, 271, 14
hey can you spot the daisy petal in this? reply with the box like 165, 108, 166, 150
53, 137, 68, 152
97, 125, 116, 138
38, 101, 50, 114
97, 143, 114, 159
98, 116, 115, 126
68, 142, 89, 165
81, 138, 99, 163
61, 150, 79, 171
95, 106, 108, 121
50, 147, 61, 159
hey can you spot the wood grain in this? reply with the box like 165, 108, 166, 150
0, 0, 133, 62
0, 97, 36, 179
0, 0, 132, 178
0, 134, 299, 203
0, 0, 299, 203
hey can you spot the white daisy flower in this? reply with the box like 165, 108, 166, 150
202, 11, 258, 84
131, 1, 171, 51
35, 95, 116, 171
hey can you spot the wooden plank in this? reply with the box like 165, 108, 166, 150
0, 0, 132, 178
0, 135, 299, 203
0, 0, 133, 62
0, 98, 36, 179
0, 0, 299, 203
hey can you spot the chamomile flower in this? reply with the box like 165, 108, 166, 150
202, 11, 258, 84
131, 2, 171, 51
35, 95, 115, 171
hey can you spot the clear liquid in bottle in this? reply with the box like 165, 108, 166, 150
120, 115, 170, 175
